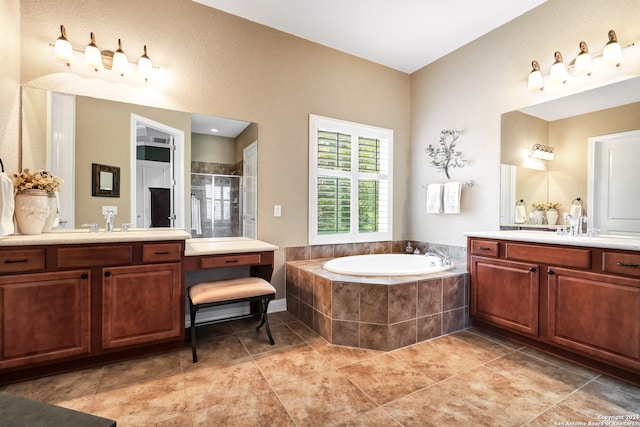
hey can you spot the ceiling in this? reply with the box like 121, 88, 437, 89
194, 0, 547, 74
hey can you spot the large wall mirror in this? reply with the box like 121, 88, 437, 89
500, 77, 640, 234
21, 87, 258, 238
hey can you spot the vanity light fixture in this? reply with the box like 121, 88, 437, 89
528, 60, 544, 91
602, 30, 623, 66
53, 25, 74, 65
572, 41, 592, 76
111, 39, 129, 76
50, 25, 157, 81
549, 51, 568, 84
426, 130, 466, 179
529, 144, 555, 161
84, 33, 103, 71
526, 29, 635, 91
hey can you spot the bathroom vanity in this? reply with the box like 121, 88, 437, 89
0, 231, 279, 385
466, 231, 640, 384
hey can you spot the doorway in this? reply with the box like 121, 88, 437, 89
131, 114, 185, 229
588, 129, 640, 236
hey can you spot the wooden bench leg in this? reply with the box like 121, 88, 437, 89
190, 304, 199, 363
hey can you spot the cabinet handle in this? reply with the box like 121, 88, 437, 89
155, 251, 170, 255
547, 267, 554, 275
476, 246, 491, 251
4, 259, 28, 264
225, 259, 239, 264
529, 267, 537, 272
104, 271, 111, 277
616, 261, 639, 268
81, 273, 88, 279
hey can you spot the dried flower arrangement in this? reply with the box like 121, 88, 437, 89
545, 201, 561, 210
531, 202, 546, 211
12, 169, 63, 192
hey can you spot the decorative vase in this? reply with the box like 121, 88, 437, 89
42, 192, 59, 232
532, 209, 545, 225
546, 209, 559, 226
14, 189, 50, 235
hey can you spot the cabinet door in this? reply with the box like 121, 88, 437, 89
102, 263, 182, 349
547, 267, 640, 370
0, 270, 91, 369
470, 256, 539, 336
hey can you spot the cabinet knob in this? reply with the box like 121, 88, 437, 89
104, 271, 111, 277
547, 267, 554, 275
529, 267, 537, 272
81, 273, 88, 279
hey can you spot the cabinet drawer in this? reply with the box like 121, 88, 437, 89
142, 243, 182, 263
0, 249, 45, 274
506, 243, 590, 269
603, 252, 640, 277
470, 240, 499, 257
200, 253, 262, 269
57, 245, 133, 268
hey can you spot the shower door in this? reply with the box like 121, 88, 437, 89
191, 174, 242, 238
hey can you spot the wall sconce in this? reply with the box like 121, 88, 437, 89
549, 51, 568, 84
527, 29, 635, 91
572, 41, 592, 76
51, 25, 156, 81
426, 130, 466, 179
529, 144, 555, 161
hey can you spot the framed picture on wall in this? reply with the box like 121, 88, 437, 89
92, 163, 120, 197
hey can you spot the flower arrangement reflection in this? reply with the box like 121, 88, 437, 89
12, 169, 63, 193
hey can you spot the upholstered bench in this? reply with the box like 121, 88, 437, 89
187, 276, 276, 362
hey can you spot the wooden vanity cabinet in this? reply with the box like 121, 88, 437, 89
0, 240, 184, 383
468, 237, 640, 383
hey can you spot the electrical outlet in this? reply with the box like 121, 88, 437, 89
274, 205, 282, 217
102, 206, 118, 215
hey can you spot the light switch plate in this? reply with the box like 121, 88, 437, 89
102, 206, 118, 215
274, 205, 281, 217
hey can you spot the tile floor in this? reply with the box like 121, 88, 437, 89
2, 311, 639, 426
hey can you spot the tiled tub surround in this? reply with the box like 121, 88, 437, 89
285, 242, 469, 351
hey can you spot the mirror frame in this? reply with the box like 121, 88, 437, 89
92, 163, 121, 197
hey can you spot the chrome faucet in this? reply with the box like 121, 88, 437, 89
563, 213, 588, 236
104, 210, 116, 232
425, 247, 451, 266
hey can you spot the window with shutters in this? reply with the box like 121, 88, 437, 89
309, 115, 393, 245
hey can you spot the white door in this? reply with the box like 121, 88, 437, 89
589, 130, 640, 236
243, 142, 258, 239
136, 161, 172, 228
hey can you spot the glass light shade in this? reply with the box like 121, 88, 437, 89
573, 52, 592, 76
53, 25, 74, 64
138, 45, 152, 79
549, 62, 567, 84
112, 39, 128, 75
528, 70, 543, 91
603, 41, 623, 66
84, 44, 103, 70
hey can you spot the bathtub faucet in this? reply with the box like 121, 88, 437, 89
425, 247, 451, 266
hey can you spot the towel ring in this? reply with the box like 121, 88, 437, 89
516, 199, 525, 206
572, 197, 583, 206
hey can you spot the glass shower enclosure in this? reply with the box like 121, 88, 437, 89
191, 173, 242, 238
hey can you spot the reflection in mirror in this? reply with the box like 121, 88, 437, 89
21, 87, 257, 237
500, 77, 640, 229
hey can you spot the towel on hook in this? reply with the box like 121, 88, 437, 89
0, 171, 15, 236
191, 194, 202, 235
444, 182, 462, 214
426, 184, 443, 213
514, 205, 527, 223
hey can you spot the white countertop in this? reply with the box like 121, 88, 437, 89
0, 228, 191, 246
185, 237, 279, 256
465, 230, 640, 251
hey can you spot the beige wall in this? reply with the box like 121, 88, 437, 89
410, 0, 640, 246
0, 0, 21, 174
191, 133, 236, 164
14, 0, 410, 295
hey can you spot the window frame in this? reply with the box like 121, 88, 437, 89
309, 114, 393, 245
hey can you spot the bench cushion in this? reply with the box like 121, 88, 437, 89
189, 277, 275, 305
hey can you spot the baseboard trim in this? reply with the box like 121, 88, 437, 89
185, 298, 286, 327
